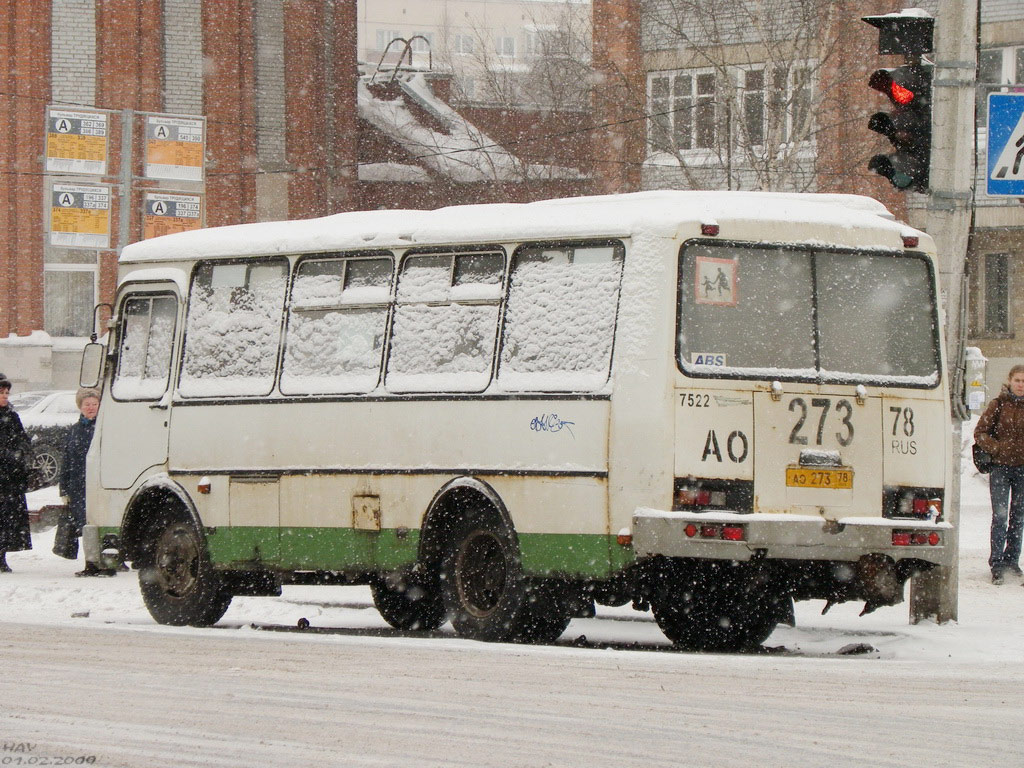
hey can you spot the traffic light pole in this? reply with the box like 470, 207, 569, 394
907, 0, 978, 624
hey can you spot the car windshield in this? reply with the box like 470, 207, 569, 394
10, 392, 51, 412
678, 243, 941, 386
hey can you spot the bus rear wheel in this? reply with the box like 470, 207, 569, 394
139, 518, 231, 627
650, 560, 785, 652
371, 566, 445, 631
441, 509, 568, 643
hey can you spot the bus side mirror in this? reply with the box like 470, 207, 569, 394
80, 342, 105, 389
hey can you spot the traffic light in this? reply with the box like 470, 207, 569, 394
867, 64, 932, 192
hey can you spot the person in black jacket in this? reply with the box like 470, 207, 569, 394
0, 373, 32, 572
58, 387, 101, 576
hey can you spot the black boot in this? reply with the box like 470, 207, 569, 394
0, 552, 10, 573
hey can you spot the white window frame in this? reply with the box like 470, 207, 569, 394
496, 35, 516, 58
973, 252, 1012, 338
375, 29, 402, 52
43, 262, 98, 338
452, 33, 475, 56
647, 62, 814, 157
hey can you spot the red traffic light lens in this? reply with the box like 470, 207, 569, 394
891, 82, 914, 105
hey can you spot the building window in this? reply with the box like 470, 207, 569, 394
496, 35, 516, 58
742, 69, 765, 146
978, 46, 1024, 125
375, 30, 402, 51
43, 250, 97, 337
648, 70, 717, 152
453, 34, 474, 55
648, 64, 812, 156
970, 252, 1011, 335
410, 33, 432, 53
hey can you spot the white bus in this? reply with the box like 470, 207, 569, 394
81, 190, 953, 651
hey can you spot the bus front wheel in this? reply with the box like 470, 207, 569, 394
139, 518, 231, 627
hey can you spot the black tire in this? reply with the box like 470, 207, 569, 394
650, 560, 786, 652
31, 445, 60, 489
371, 566, 445, 631
440, 507, 569, 643
139, 518, 231, 627
509, 580, 573, 644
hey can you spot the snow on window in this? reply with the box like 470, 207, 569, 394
386, 251, 504, 393
112, 294, 177, 400
179, 260, 288, 397
281, 256, 393, 395
498, 243, 624, 391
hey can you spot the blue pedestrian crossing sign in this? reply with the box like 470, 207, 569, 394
987, 93, 1024, 197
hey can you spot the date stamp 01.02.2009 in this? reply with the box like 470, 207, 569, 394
0, 744, 100, 766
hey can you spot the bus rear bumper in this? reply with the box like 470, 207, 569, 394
631, 508, 952, 566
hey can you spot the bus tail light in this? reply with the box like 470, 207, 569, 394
885, 487, 944, 521
673, 483, 727, 510
721, 525, 745, 541
892, 530, 942, 546
682, 522, 746, 541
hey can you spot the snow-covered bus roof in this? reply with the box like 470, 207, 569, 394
119, 190, 928, 265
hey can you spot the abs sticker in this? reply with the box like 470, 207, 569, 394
691, 353, 726, 366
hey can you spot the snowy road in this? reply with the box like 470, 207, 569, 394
4, 457, 1024, 766
1, 618, 1021, 768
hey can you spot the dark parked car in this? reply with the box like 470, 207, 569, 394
11, 390, 79, 490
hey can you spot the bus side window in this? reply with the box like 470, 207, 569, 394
281, 255, 394, 395
179, 259, 288, 397
498, 242, 624, 392
385, 251, 504, 393
111, 294, 177, 401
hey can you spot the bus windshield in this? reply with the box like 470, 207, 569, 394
678, 242, 940, 385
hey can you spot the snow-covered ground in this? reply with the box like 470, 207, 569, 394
3, 427, 1022, 662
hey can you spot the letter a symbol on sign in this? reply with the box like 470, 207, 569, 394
152, 201, 167, 216
58, 193, 74, 207
701, 430, 723, 462
155, 125, 169, 140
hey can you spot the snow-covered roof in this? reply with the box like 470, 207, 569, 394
120, 190, 926, 265
357, 72, 583, 183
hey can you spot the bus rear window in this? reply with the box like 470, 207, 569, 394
678, 243, 940, 385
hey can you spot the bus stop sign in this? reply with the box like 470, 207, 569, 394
987, 93, 1024, 197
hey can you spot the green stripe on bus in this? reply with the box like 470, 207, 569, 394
104, 524, 633, 579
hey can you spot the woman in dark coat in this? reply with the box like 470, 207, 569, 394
0, 372, 33, 571
58, 388, 100, 573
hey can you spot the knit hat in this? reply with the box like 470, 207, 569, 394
0, 372, 11, 391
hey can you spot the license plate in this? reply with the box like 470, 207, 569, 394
785, 467, 853, 489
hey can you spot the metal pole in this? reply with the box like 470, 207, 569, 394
909, 0, 978, 624
119, 108, 133, 259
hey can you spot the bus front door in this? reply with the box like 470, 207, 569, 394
99, 290, 179, 489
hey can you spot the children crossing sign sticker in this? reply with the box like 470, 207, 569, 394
986, 93, 1024, 197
